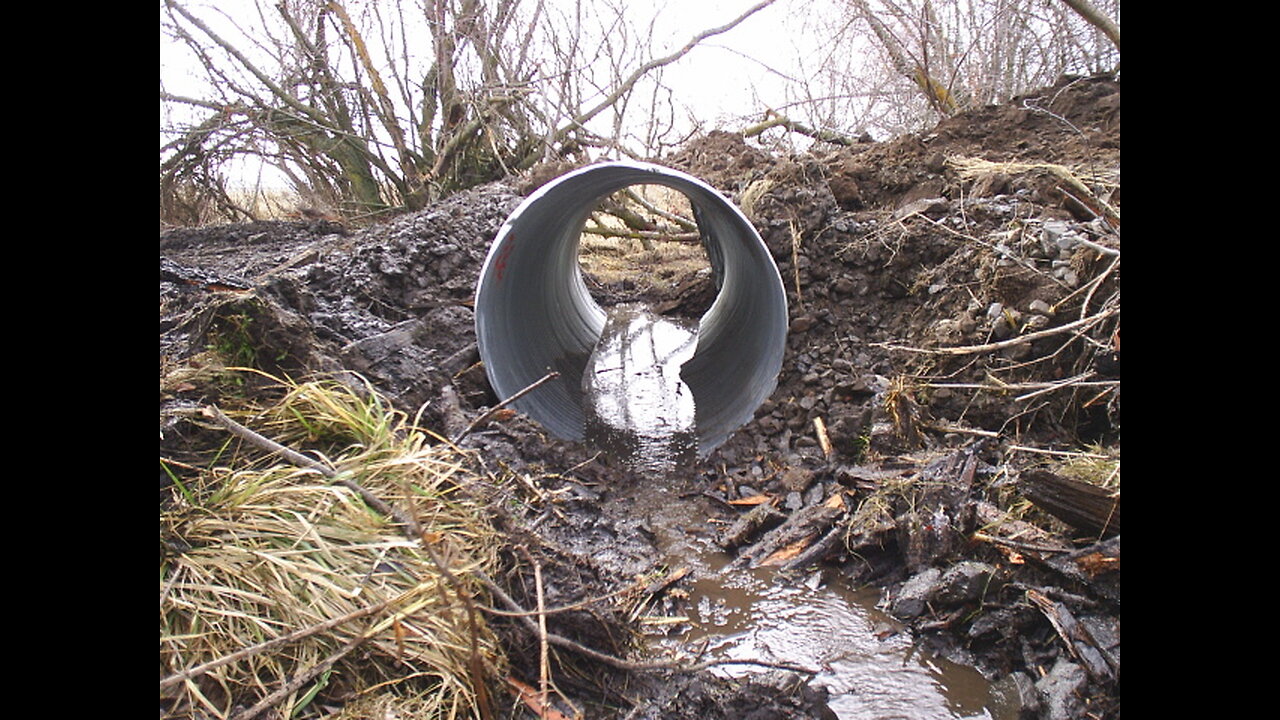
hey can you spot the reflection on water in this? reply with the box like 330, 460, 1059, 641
684, 566, 1014, 720
582, 303, 699, 476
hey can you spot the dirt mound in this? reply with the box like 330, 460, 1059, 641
161, 72, 1119, 720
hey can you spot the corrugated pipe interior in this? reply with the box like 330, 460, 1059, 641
475, 161, 788, 457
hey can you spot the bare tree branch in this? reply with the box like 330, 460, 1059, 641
1059, 0, 1120, 53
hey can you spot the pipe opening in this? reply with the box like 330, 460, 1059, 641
577, 184, 715, 320
475, 162, 788, 464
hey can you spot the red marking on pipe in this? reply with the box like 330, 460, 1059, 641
494, 235, 516, 282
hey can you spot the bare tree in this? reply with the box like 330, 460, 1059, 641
746, 0, 1119, 145
160, 0, 779, 223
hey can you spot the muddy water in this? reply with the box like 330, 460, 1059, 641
621, 481, 1019, 720
582, 304, 1018, 719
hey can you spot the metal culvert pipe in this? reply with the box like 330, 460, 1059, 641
474, 161, 788, 457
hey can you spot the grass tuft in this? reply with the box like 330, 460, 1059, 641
160, 373, 507, 720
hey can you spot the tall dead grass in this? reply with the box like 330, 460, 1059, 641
160, 375, 507, 719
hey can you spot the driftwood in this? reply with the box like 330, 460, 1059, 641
1027, 588, 1119, 681
898, 443, 983, 570
717, 500, 786, 550
729, 493, 846, 569
1021, 469, 1120, 537
778, 514, 852, 572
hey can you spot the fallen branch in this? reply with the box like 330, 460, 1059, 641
877, 307, 1118, 356
159, 594, 398, 692
622, 186, 697, 231
741, 111, 862, 146
1027, 588, 1116, 681
230, 632, 366, 720
202, 405, 423, 537
453, 371, 560, 443
582, 223, 700, 243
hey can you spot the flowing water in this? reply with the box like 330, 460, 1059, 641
582, 303, 699, 476
581, 303, 1019, 719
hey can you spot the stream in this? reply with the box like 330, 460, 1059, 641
581, 303, 1020, 720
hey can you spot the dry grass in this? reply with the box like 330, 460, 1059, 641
578, 234, 709, 287
160, 375, 507, 720
1056, 448, 1120, 492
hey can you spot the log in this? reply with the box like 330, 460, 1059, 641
1021, 469, 1120, 537
717, 500, 785, 550
730, 493, 846, 569
898, 443, 982, 569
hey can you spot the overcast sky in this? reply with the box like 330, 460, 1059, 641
160, 0, 827, 187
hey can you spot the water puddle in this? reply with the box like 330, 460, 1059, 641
580, 302, 1018, 720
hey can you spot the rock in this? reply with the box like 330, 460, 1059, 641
1040, 220, 1070, 255
990, 672, 1041, 719
971, 171, 1012, 197
785, 491, 804, 511
891, 567, 942, 618
934, 561, 997, 606
1028, 298, 1054, 316
790, 315, 817, 333
779, 466, 815, 492
893, 196, 952, 221
1035, 658, 1088, 720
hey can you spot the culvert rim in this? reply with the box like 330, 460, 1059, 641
474, 161, 788, 457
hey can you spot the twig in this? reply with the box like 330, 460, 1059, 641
926, 423, 999, 438
972, 531, 1074, 554
472, 582, 639, 618
535, 560, 550, 717
230, 633, 365, 720
812, 417, 833, 458
1007, 445, 1111, 459
474, 567, 817, 675
453, 371, 560, 443
925, 376, 1117, 396
202, 405, 423, 537
419, 538, 495, 720
877, 307, 1118, 356
160, 595, 399, 692
1013, 371, 1099, 402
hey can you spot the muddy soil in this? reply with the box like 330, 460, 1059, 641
161, 73, 1119, 719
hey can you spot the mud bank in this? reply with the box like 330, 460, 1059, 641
161, 73, 1119, 719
